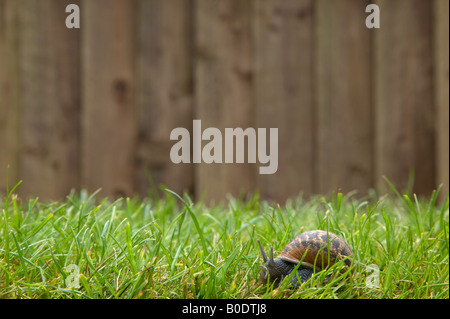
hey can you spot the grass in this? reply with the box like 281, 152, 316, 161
0, 181, 448, 299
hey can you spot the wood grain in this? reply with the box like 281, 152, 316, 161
254, 0, 315, 202
17, 0, 81, 200
434, 0, 449, 198
195, 0, 255, 203
0, 0, 20, 194
0, 0, 445, 201
315, 0, 373, 196
82, 0, 136, 198
374, 0, 435, 194
135, 0, 194, 198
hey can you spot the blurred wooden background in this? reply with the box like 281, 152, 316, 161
0, 0, 448, 203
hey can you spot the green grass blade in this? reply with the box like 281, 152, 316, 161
164, 188, 208, 253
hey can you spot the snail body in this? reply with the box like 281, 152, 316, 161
257, 230, 353, 288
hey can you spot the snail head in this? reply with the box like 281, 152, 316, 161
257, 239, 287, 286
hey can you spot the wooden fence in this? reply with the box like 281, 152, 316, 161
0, 0, 448, 203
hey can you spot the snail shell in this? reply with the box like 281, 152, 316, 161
258, 230, 353, 288
279, 230, 353, 270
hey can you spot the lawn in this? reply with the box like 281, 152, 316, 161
0, 181, 448, 299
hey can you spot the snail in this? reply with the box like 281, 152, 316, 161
257, 230, 353, 288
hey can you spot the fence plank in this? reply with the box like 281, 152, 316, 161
135, 0, 194, 198
17, 0, 81, 200
195, 0, 255, 203
254, 0, 315, 202
315, 0, 373, 196
82, 0, 136, 198
0, 0, 20, 194
434, 0, 449, 198
374, 0, 435, 194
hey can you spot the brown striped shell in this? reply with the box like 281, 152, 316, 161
279, 230, 353, 270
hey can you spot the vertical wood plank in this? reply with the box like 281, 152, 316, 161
195, 0, 255, 203
254, 0, 315, 202
315, 0, 373, 196
17, 0, 81, 200
82, 0, 137, 198
0, 0, 20, 194
434, 0, 449, 198
374, 0, 435, 194
135, 0, 194, 198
